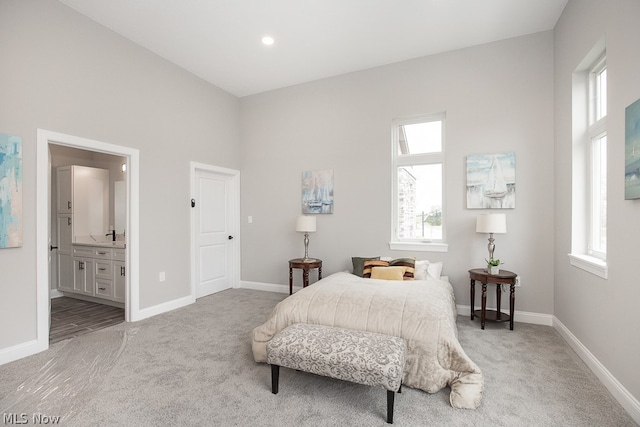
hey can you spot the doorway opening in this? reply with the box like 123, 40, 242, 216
49, 145, 127, 342
36, 129, 140, 356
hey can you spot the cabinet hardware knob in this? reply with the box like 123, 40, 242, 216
99, 287, 106, 291
191, 198, 196, 208
228, 235, 234, 240
50, 245, 58, 251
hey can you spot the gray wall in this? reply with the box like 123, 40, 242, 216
0, 0, 240, 348
554, 0, 640, 403
240, 31, 555, 315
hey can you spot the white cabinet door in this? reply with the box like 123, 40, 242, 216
73, 257, 94, 296
56, 166, 73, 214
57, 253, 74, 292
113, 261, 126, 303
57, 215, 73, 253
57, 215, 73, 292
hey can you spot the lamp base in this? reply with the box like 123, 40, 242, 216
302, 232, 310, 260
487, 233, 495, 260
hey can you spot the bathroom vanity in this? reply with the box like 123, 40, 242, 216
56, 165, 126, 306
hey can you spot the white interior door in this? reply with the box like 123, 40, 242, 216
193, 167, 237, 298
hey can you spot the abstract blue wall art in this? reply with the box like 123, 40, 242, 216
0, 133, 23, 248
625, 98, 640, 200
302, 169, 334, 214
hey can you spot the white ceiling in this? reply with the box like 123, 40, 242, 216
58, 0, 567, 97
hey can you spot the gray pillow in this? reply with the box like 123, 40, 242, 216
352, 256, 380, 277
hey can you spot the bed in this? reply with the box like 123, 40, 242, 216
251, 271, 483, 409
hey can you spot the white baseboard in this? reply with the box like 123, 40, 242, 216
456, 304, 553, 326
0, 339, 47, 366
240, 280, 302, 294
50, 289, 64, 299
133, 295, 194, 321
553, 317, 640, 425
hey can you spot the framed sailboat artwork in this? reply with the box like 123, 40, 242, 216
302, 169, 334, 214
466, 152, 515, 209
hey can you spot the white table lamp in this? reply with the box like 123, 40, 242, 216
476, 213, 506, 261
296, 215, 317, 261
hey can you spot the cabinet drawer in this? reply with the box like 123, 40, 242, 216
92, 248, 113, 260
95, 261, 112, 279
95, 279, 113, 299
73, 245, 113, 260
73, 246, 94, 258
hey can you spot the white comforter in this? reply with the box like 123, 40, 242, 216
252, 272, 483, 409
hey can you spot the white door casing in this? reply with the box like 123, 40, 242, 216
190, 162, 240, 299
26, 129, 140, 367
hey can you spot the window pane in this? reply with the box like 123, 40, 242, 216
397, 121, 442, 155
397, 164, 442, 240
591, 134, 607, 255
596, 68, 607, 120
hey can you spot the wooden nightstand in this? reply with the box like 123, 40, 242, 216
289, 258, 322, 295
469, 268, 517, 330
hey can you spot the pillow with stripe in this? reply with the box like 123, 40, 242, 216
389, 257, 416, 279
363, 258, 416, 280
352, 256, 380, 277
362, 260, 389, 278
370, 266, 406, 281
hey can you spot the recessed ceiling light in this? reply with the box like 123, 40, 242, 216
261, 35, 274, 46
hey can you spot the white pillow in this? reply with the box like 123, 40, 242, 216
413, 260, 443, 280
414, 260, 429, 280
427, 261, 443, 280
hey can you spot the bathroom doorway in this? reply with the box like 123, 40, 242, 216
36, 129, 140, 356
49, 145, 127, 342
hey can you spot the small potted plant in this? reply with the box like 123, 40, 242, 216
486, 258, 502, 275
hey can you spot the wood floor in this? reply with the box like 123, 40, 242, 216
50, 297, 124, 344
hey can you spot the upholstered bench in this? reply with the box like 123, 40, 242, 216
266, 323, 407, 424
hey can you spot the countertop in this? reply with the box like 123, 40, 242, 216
74, 235, 126, 249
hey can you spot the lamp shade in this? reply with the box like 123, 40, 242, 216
296, 215, 317, 233
476, 213, 506, 234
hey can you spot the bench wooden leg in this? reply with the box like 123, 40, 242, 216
387, 390, 394, 424
271, 364, 279, 394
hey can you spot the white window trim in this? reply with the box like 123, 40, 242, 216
389, 113, 447, 252
569, 41, 608, 277
389, 241, 448, 252
568, 253, 608, 279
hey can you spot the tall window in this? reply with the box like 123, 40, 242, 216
391, 113, 445, 249
588, 57, 607, 259
570, 45, 607, 278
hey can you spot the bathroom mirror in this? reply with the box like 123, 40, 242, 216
114, 180, 126, 234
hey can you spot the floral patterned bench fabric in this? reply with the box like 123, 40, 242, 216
266, 323, 406, 392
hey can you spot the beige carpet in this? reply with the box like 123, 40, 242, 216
0, 288, 636, 426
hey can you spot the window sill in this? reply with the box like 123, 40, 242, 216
389, 242, 448, 253
568, 253, 608, 279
